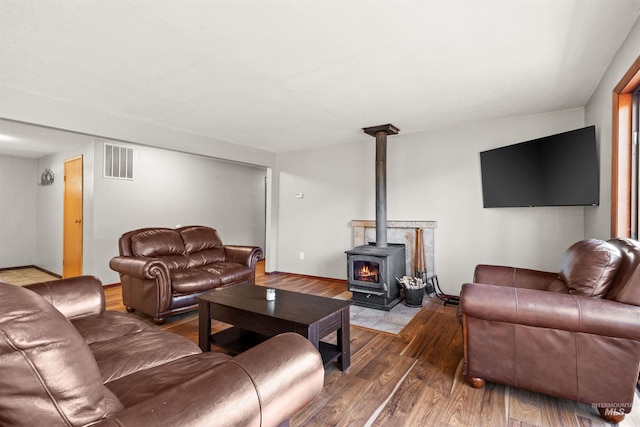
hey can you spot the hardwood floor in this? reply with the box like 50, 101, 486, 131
4, 263, 639, 426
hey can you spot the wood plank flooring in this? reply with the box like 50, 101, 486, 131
4, 263, 640, 426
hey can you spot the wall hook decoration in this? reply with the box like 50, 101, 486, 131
38, 168, 54, 186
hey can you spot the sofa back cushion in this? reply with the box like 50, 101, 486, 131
179, 226, 226, 267
130, 228, 188, 269
605, 238, 640, 306
0, 283, 114, 426
558, 239, 622, 298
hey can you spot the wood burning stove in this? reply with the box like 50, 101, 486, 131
346, 243, 405, 310
346, 123, 407, 310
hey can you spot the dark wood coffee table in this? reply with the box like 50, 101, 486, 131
198, 283, 351, 371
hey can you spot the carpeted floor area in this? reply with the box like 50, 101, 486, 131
0, 268, 59, 286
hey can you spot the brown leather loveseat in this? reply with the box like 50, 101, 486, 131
460, 238, 640, 422
0, 276, 324, 427
110, 225, 263, 323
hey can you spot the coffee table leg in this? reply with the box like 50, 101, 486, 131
304, 325, 320, 350
338, 307, 350, 371
199, 300, 211, 352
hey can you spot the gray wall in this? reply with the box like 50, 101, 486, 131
276, 108, 586, 293
35, 139, 95, 275
2, 137, 266, 285
0, 88, 277, 280
92, 140, 267, 284
274, 18, 640, 294
0, 156, 36, 268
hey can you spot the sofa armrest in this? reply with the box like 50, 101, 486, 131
461, 282, 640, 339
25, 276, 106, 319
231, 332, 324, 427
109, 257, 170, 281
224, 245, 263, 284
473, 264, 560, 291
223, 245, 263, 266
95, 333, 324, 427
109, 257, 173, 313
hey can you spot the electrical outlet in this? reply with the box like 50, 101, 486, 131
299, 252, 305, 260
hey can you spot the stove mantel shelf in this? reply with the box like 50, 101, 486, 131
351, 220, 436, 229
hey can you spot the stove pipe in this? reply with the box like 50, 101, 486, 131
363, 124, 400, 248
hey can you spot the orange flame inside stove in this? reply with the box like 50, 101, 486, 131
357, 264, 379, 283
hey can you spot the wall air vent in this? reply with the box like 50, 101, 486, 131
104, 143, 134, 179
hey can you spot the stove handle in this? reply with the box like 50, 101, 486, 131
349, 288, 385, 296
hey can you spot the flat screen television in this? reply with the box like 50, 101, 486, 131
480, 125, 599, 208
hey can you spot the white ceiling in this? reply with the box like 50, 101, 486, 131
1, 0, 639, 158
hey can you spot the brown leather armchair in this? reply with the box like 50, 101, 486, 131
110, 225, 263, 323
460, 238, 640, 423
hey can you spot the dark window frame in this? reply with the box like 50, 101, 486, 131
612, 56, 640, 238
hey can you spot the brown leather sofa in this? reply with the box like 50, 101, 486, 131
109, 225, 263, 323
460, 238, 640, 422
0, 276, 324, 427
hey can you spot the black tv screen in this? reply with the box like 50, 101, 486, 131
480, 126, 599, 208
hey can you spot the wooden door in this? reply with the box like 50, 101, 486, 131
63, 156, 83, 278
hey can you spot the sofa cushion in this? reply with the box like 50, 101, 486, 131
200, 262, 252, 285
546, 278, 570, 293
71, 311, 153, 345
187, 247, 227, 267
180, 225, 224, 251
559, 239, 622, 297
171, 268, 223, 293
604, 238, 640, 306
180, 226, 226, 267
106, 351, 232, 407
0, 283, 113, 426
131, 228, 188, 269
89, 328, 202, 383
